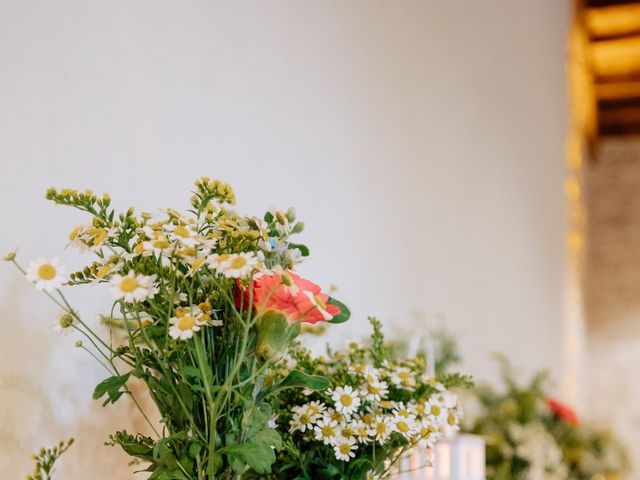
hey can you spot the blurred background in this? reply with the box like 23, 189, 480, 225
0, 0, 639, 478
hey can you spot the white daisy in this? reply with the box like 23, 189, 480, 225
289, 409, 316, 433
425, 398, 448, 422
208, 252, 258, 279
26, 258, 66, 292
303, 290, 334, 321
333, 437, 357, 462
68, 224, 112, 252
303, 401, 327, 421
53, 313, 75, 335
110, 271, 158, 302
330, 386, 361, 417
361, 379, 389, 402
414, 419, 441, 448
313, 418, 339, 445
352, 420, 372, 444
393, 414, 417, 440
168, 313, 200, 340
390, 367, 416, 390
165, 223, 199, 248
368, 415, 395, 444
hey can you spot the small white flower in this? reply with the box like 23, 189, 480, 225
352, 419, 372, 444
413, 418, 441, 448
53, 313, 75, 335
425, 398, 448, 423
26, 258, 66, 292
289, 409, 316, 433
361, 379, 389, 402
304, 401, 327, 421
165, 223, 199, 248
368, 415, 395, 444
110, 271, 158, 302
314, 418, 339, 445
393, 414, 417, 440
390, 367, 416, 390
208, 252, 258, 279
168, 313, 200, 340
333, 437, 357, 462
330, 386, 361, 417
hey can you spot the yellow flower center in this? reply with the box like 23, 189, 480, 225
230, 256, 247, 269
134, 243, 145, 254
362, 414, 374, 425
341, 427, 354, 438
448, 415, 456, 426
398, 371, 411, 379
119, 277, 139, 293
397, 421, 410, 433
375, 422, 388, 435
340, 394, 353, 407
69, 226, 80, 241
174, 225, 190, 238
299, 414, 310, 425
367, 384, 380, 395
331, 411, 342, 422
96, 265, 110, 278
153, 238, 170, 249
178, 315, 195, 331
321, 425, 335, 437
431, 405, 441, 416
190, 258, 205, 272
89, 227, 107, 246
37, 264, 57, 280
339, 444, 352, 454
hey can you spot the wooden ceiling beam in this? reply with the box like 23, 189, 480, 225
587, 0, 640, 7
591, 35, 640, 78
596, 80, 640, 100
586, 3, 640, 39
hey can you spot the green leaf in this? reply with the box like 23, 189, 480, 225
220, 440, 276, 474
148, 468, 190, 480
327, 297, 350, 324
288, 243, 310, 257
93, 372, 132, 405
261, 369, 329, 399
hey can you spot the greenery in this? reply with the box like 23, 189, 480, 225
252, 318, 472, 480
8, 178, 350, 479
27, 439, 74, 480
468, 357, 629, 480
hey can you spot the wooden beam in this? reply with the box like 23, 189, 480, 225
587, 0, 640, 7
599, 103, 640, 135
596, 80, 640, 100
591, 35, 640, 78
586, 4, 640, 39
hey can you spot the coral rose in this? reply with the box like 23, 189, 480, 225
240, 270, 340, 324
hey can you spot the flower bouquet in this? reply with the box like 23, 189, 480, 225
254, 318, 472, 480
7, 178, 351, 479
467, 358, 629, 480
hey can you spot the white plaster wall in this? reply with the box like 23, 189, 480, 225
0, 1, 570, 477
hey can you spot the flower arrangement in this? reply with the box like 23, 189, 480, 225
255, 318, 472, 480
467, 358, 629, 480
7, 178, 351, 479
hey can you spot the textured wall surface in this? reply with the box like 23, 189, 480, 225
0, 1, 570, 477
585, 136, 640, 479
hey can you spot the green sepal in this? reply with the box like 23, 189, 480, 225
327, 297, 351, 324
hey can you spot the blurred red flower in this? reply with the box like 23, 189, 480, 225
547, 398, 579, 425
